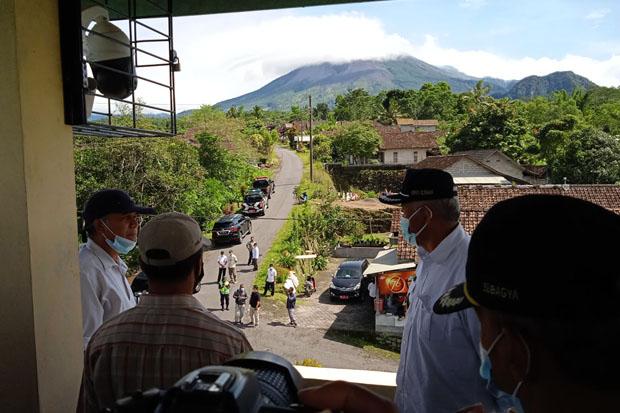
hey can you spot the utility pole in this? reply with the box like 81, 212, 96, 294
309, 95, 313, 182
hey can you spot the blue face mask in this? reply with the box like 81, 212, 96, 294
101, 220, 137, 255
479, 330, 530, 413
400, 207, 430, 245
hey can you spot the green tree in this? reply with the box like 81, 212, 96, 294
549, 127, 620, 184
331, 122, 381, 164
313, 102, 329, 121
446, 99, 537, 163
334, 88, 380, 121
251, 105, 264, 119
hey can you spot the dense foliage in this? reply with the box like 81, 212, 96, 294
321, 84, 620, 183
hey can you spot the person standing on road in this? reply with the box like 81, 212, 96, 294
249, 285, 261, 327
233, 283, 248, 324
246, 236, 255, 265
79, 189, 155, 348
227, 249, 238, 283
251, 242, 260, 271
379, 168, 498, 413
217, 251, 228, 283
219, 280, 230, 311
368, 277, 377, 307
264, 263, 276, 296
286, 287, 297, 327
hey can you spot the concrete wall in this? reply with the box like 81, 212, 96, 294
333, 246, 387, 259
1, 1, 83, 411
398, 125, 437, 132
382, 149, 427, 165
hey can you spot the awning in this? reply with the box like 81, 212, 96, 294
363, 248, 416, 275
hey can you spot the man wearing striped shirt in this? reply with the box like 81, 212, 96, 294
82, 212, 252, 413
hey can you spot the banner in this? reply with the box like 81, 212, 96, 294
376, 270, 415, 296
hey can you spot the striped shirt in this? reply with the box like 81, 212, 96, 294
83, 294, 252, 412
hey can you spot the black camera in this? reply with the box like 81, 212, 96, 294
108, 351, 305, 413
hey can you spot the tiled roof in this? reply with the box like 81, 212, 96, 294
395, 118, 439, 126
390, 185, 620, 256
410, 155, 468, 170
522, 165, 548, 178
377, 129, 442, 150
453, 149, 499, 162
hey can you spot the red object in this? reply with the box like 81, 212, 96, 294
377, 270, 415, 296
374, 298, 384, 313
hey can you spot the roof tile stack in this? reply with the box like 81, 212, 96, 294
389, 184, 620, 259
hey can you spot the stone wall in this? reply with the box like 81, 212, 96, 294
325, 163, 407, 192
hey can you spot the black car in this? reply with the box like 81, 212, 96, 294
211, 214, 252, 245
329, 259, 369, 301
252, 176, 275, 199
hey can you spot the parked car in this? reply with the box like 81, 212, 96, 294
242, 189, 268, 216
252, 176, 275, 199
211, 214, 252, 245
329, 259, 369, 301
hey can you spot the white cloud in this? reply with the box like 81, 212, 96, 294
126, 12, 620, 112
586, 8, 611, 20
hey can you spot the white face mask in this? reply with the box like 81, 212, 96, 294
400, 206, 431, 245
101, 220, 136, 254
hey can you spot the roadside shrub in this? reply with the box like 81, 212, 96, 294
296, 358, 322, 368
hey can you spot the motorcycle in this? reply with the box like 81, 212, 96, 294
304, 275, 317, 297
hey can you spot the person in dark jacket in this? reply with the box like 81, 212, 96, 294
286, 287, 297, 327
249, 285, 261, 327
233, 284, 248, 324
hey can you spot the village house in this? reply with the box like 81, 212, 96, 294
454, 149, 549, 184
395, 118, 439, 132
375, 123, 441, 165
411, 154, 529, 185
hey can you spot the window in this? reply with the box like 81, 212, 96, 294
414, 151, 418, 162
393, 152, 398, 163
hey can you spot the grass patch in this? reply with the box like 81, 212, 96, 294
324, 330, 401, 361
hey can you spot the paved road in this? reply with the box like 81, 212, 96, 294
194, 147, 302, 315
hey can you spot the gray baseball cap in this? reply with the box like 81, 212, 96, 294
138, 212, 209, 266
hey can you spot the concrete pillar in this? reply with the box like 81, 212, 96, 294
0, 0, 83, 411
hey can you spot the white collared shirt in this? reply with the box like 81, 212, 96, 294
267, 267, 277, 282
395, 225, 498, 413
218, 255, 228, 267
252, 245, 260, 259
79, 238, 136, 349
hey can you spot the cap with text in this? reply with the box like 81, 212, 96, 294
378, 168, 457, 205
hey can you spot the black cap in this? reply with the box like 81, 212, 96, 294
83, 189, 156, 224
433, 195, 620, 321
379, 168, 457, 204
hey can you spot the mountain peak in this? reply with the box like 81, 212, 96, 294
215, 57, 596, 110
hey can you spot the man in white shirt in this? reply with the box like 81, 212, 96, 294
379, 169, 498, 413
251, 242, 260, 270
367, 277, 377, 306
217, 251, 228, 283
79, 189, 155, 348
264, 263, 276, 296
227, 249, 238, 283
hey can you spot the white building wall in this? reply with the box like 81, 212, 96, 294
382, 149, 427, 164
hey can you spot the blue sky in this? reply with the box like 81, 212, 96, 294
95, 0, 620, 112
296, 0, 620, 60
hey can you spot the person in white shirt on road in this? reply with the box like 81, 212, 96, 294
264, 263, 277, 296
227, 249, 238, 283
79, 189, 155, 349
217, 251, 228, 283
251, 243, 260, 270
